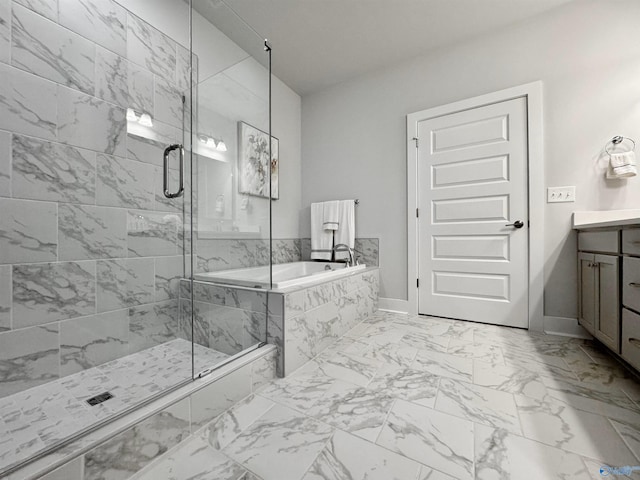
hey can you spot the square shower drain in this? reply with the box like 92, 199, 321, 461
86, 391, 114, 406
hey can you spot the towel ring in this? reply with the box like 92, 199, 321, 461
605, 136, 636, 154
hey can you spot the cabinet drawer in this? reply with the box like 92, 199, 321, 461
578, 230, 619, 254
622, 308, 640, 371
623, 257, 640, 312
622, 229, 640, 256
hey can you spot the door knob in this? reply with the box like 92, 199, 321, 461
505, 220, 524, 229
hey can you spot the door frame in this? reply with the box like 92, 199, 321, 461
407, 81, 544, 331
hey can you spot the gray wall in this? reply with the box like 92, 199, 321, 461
301, 0, 640, 317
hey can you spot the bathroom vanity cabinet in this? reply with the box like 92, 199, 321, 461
577, 232, 619, 351
575, 212, 640, 371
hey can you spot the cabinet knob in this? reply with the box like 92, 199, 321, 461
629, 282, 640, 288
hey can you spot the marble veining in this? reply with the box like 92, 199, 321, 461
96, 154, 155, 210
12, 261, 96, 328
57, 86, 126, 157
306, 379, 394, 441
12, 0, 56, 21
0, 338, 230, 475
132, 437, 248, 480
59, 310, 129, 376
435, 377, 522, 434
0, 198, 57, 264
58, 204, 127, 260
474, 424, 591, 480
95, 47, 127, 107
154, 76, 182, 128
11, 135, 96, 204
154, 256, 183, 302
0, 63, 57, 140
0, 131, 9, 197
303, 429, 422, 480
103, 310, 640, 480
58, 0, 127, 58
127, 210, 180, 257
128, 62, 154, 115
12, 4, 95, 94
129, 301, 179, 353
127, 13, 176, 82
221, 403, 334, 480
97, 258, 155, 312
377, 399, 475, 480
0, 0, 11, 71
515, 393, 636, 464
0, 324, 58, 398
127, 133, 167, 167
84, 398, 190, 480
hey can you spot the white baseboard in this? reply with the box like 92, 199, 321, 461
544, 316, 592, 339
378, 298, 410, 314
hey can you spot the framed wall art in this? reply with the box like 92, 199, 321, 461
237, 121, 279, 199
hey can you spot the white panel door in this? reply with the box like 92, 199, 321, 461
417, 97, 528, 328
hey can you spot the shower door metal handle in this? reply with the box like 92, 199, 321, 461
163, 144, 184, 199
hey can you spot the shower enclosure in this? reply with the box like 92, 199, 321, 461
0, 0, 273, 475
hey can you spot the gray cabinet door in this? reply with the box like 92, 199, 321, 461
578, 252, 596, 335
595, 254, 620, 352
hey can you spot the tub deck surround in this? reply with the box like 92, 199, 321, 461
274, 266, 380, 376
62, 310, 638, 480
193, 237, 380, 276
194, 261, 367, 289
3, 345, 277, 480
180, 267, 379, 378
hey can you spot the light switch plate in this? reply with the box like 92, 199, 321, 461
547, 186, 576, 203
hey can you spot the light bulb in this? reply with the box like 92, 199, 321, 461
216, 140, 227, 152
139, 113, 153, 127
206, 137, 216, 148
126, 108, 138, 122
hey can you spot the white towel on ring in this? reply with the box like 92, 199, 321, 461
607, 151, 637, 179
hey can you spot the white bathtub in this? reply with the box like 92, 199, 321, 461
193, 261, 367, 289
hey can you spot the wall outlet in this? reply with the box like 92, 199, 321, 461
547, 186, 576, 203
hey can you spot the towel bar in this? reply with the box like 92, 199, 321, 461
605, 135, 636, 154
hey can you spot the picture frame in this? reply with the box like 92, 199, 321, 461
237, 121, 279, 200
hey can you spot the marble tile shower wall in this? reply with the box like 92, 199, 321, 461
178, 280, 270, 363
0, 0, 192, 399
195, 238, 303, 273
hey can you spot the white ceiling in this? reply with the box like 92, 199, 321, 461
196, 0, 575, 96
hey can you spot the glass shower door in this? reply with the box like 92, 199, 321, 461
185, 1, 273, 378
0, 1, 194, 475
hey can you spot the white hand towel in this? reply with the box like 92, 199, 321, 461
334, 200, 355, 261
607, 151, 637, 179
322, 201, 340, 231
310, 202, 333, 260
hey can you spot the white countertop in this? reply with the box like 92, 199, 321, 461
573, 209, 640, 229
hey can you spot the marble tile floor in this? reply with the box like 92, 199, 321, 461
0, 339, 229, 475
132, 311, 640, 480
